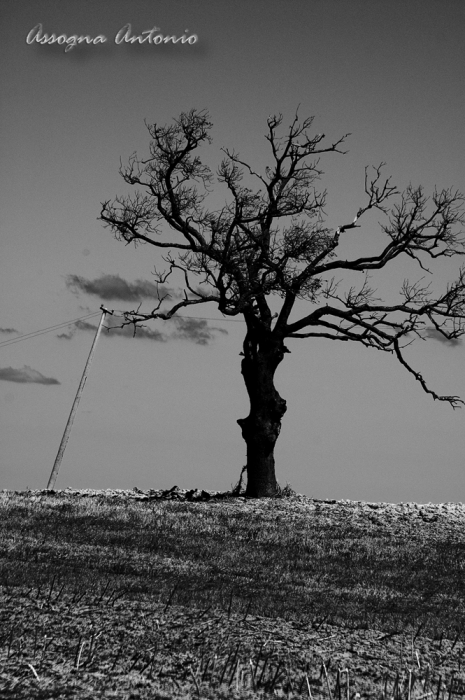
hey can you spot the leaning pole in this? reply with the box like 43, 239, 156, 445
46, 305, 113, 490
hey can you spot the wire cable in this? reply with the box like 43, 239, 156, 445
0, 309, 245, 348
0, 311, 102, 348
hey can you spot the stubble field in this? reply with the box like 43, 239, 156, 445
1, 486, 465, 699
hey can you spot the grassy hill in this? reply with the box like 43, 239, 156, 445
1, 488, 465, 699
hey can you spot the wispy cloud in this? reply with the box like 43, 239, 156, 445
63, 274, 227, 344
65, 273, 179, 302
56, 330, 75, 340
57, 319, 97, 340
0, 365, 60, 385
0, 327, 18, 334
58, 316, 227, 345
103, 319, 167, 342
424, 327, 462, 346
171, 317, 228, 345
58, 318, 167, 342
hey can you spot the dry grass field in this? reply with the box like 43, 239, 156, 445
1, 487, 465, 699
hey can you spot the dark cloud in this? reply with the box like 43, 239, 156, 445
56, 330, 75, 340
63, 274, 227, 344
0, 365, 60, 385
58, 315, 227, 345
76, 320, 99, 332
0, 328, 18, 334
424, 328, 462, 346
104, 320, 167, 342
170, 317, 228, 345
57, 320, 97, 340
65, 273, 179, 302
58, 318, 167, 342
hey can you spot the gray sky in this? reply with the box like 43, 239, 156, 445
1, 0, 465, 502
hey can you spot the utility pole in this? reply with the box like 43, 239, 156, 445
46, 305, 113, 490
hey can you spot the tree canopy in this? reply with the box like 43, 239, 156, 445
100, 109, 465, 495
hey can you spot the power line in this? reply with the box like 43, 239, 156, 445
0, 309, 245, 348
0, 311, 102, 348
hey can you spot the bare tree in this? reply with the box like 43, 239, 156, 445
100, 109, 465, 497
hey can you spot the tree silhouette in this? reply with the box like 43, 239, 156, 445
100, 109, 465, 497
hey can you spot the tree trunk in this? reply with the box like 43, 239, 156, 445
237, 327, 287, 498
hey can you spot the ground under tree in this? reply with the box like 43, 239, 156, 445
100, 109, 465, 497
